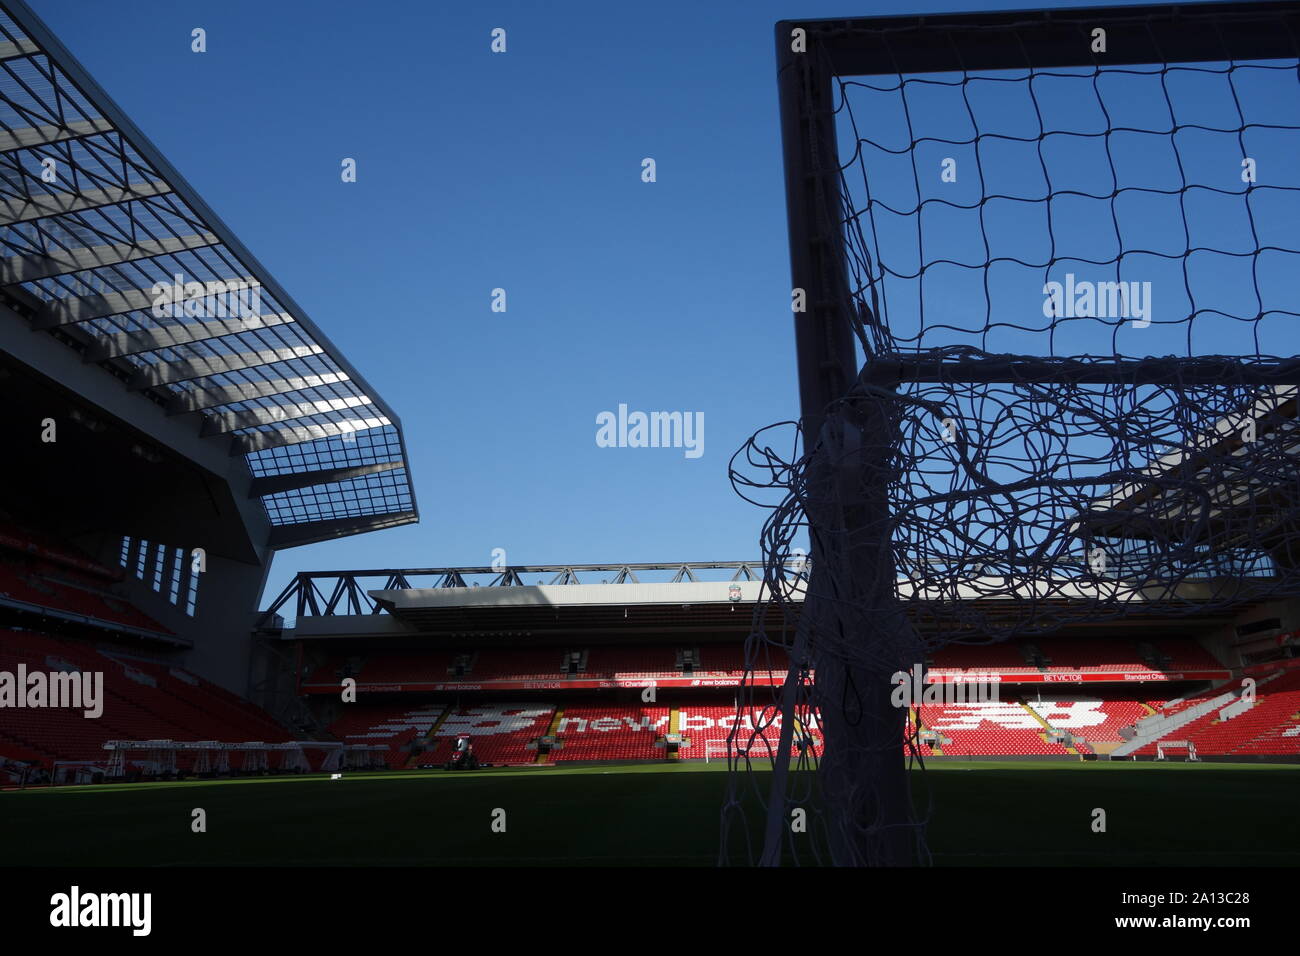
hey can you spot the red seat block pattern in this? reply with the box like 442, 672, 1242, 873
424, 703, 555, 766
328, 703, 445, 768
677, 703, 822, 760
0, 630, 291, 769
921, 701, 1072, 756
552, 705, 669, 761
1025, 700, 1149, 743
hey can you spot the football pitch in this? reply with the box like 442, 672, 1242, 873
4, 761, 1297, 867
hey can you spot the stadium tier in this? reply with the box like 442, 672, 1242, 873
931, 642, 1034, 671
250, 559, 1300, 767
584, 646, 680, 679
677, 701, 824, 762
423, 704, 556, 766
551, 705, 671, 761
295, 636, 1232, 695
0, 626, 292, 782
0, 0, 416, 786
8, 547, 1300, 781
918, 699, 1153, 756
1027, 700, 1151, 748
327, 703, 445, 769
1127, 670, 1300, 758
0, 524, 171, 636
279, 622, 1300, 766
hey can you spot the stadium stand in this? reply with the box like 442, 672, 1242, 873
1145, 686, 1225, 720
0, 544, 1255, 772
327, 703, 445, 769
697, 644, 789, 677
1033, 640, 1151, 672
0, 524, 171, 635
0, 629, 292, 775
305, 655, 355, 687
421, 704, 556, 766
1025, 700, 1149, 747
352, 651, 456, 684
676, 700, 823, 760
306, 644, 801, 686
0, 0, 418, 785
278, 629, 1300, 765
1150, 641, 1226, 671
1137, 669, 1300, 756
552, 705, 670, 761
920, 701, 1074, 756
472, 649, 570, 681
583, 646, 679, 679
931, 642, 1032, 670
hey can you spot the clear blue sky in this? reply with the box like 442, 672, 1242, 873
31, 0, 1284, 606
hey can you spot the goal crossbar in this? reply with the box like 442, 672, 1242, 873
781, 2, 1300, 79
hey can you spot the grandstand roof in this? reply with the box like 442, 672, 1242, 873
264, 562, 773, 623
1082, 387, 1300, 548
0, 0, 417, 548
264, 561, 1264, 642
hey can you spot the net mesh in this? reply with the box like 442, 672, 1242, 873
723, 6, 1300, 866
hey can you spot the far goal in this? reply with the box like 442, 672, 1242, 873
1156, 740, 1199, 761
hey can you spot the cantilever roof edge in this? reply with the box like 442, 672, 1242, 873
0, 0, 403, 433
0, 0, 420, 543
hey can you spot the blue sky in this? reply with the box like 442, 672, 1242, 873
30, 0, 1293, 606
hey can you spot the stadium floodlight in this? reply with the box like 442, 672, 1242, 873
726, 1, 1300, 867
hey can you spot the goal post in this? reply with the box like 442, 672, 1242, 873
1156, 740, 1200, 761
725, 0, 1300, 868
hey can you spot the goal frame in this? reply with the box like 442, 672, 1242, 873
778, 0, 1300, 427
1156, 740, 1200, 761
762, 0, 1299, 867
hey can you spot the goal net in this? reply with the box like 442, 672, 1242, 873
725, 1, 1300, 867
1156, 740, 1199, 761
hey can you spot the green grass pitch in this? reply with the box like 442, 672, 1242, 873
4, 761, 1297, 866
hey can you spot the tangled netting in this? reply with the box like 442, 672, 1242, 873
721, 5, 1300, 866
